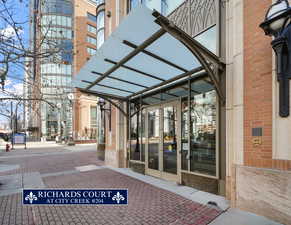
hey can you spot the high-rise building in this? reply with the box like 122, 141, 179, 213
29, 0, 100, 141
72, 0, 105, 141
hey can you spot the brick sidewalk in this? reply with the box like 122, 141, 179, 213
0, 149, 222, 225
0, 150, 102, 176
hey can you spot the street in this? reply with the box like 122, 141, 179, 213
0, 144, 223, 225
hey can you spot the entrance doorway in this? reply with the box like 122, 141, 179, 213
145, 100, 181, 182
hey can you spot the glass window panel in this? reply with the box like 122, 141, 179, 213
130, 105, 140, 161
144, 0, 161, 12
87, 47, 96, 55
148, 108, 160, 170
87, 36, 97, 45
61, 16, 66, 26
97, 28, 104, 49
161, 0, 185, 15
88, 24, 97, 34
190, 86, 216, 176
163, 106, 177, 174
67, 17, 72, 27
194, 26, 217, 54
97, 10, 105, 29
130, 0, 142, 10
181, 100, 189, 170
87, 12, 96, 23
90, 106, 97, 128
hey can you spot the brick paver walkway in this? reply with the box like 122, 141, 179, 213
0, 146, 222, 225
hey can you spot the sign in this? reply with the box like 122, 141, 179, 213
13, 133, 26, 144
23, 189, 128, 205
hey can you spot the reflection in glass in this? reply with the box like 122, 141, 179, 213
130, 105, 146, 162
190, 89, 216, 176
161, 0, 185, 15
97, 10, 105, 49
194, 26, 217, 54
163, 106, 177, 174
181, 100, 188, 170
130, 0, 142, 10
130, 104, 139, 161
141, 110, 146, 161
148, 109, 160, 170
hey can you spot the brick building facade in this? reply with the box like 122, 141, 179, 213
74, 0, 291, 224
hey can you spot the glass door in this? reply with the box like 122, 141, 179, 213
147, 108, 160, 171
163, 105, 178, 174
145, 100, 181, 182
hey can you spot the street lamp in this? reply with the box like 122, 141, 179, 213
56, 103, 62, 143
67, 93, 75, 145
260, 0, 291, 117
96, 97, 111, 143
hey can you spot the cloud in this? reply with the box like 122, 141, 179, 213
0, 25, 24, 39
11, 83, 23, 95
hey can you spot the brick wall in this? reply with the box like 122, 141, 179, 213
73, 0, 99, 138
243, 0, 291, 170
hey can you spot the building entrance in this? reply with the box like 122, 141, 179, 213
145, 100, 181, 183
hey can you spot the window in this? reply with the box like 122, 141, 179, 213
42, 0, 73, 15
129, 0, 141, 10
194, 25, 217, 54
97, 29, 104, 49
87, 47, 96, 55
130, 104, 145, 161
40, 64, 72, 75
42, 27, 72, 39
87, 36, 97, 45
90, 106, 97, 128
190, 82, 216, 176
96, 10, 105, 49
161, 0, 184, 15
87, 24, 97, 34
87, 12, 96, 23
41, 15, 72, 27
128, 0, 185, 15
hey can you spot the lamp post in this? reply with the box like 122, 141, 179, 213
96, 98, 110, 143
56, 103, 62, 143
260, 0, 291, 117
67, 93, 75, 145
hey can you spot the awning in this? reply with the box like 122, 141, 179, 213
73, 6, 225, 103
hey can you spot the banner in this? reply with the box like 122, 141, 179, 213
23, 189, 128, 205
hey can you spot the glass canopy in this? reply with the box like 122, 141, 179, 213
73, 6, 222, 101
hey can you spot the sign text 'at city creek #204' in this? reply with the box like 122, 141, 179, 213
23, 189, 128, 205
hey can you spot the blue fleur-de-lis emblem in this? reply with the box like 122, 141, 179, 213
112, 192, 125, 204
25, 192, 37, 204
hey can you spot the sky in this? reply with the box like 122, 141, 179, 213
0, 0, 30, 123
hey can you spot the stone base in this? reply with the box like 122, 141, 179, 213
129, 161, 145, 174
97, 144, 105, 161
181, 172, 218, 194
235, 165, 291, 225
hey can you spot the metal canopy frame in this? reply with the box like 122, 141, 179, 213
78, 9, 225, 109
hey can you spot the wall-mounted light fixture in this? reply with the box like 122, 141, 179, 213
260, 0, 291, 117
96, 97, 111, 131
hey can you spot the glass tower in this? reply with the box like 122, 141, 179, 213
39, 0, 74, 140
